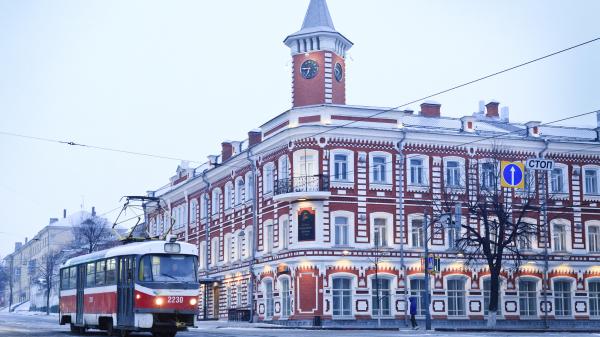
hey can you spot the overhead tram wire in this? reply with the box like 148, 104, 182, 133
211, 36, 600, 172
0, 130, 202, 164
1, 37, 598, 174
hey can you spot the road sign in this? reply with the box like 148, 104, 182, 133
526, 158, 555, 171
500, 161, 525, 188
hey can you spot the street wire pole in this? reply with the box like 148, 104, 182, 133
541, 164, 549, 329
396, 137, 409, 327
424, 211, 432, 331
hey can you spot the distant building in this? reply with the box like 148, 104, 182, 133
145, 0, 600, 329
3, 210, 91, 310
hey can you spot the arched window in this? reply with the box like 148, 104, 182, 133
332, 277, 352, 317
245, 172, 254, 201
371, 277, 391, 317
263, 163, 275, 194
554, 279, 572, 317
235, 178, 244, 205
280, 278, 291, 318
518, 278, 537, 317
190, 200, 198, 225
211, 188, 221, 215
447, 278, 466, 316
264, 279, 274, 319
279, 215, 289, 250
224, 183, 233, 210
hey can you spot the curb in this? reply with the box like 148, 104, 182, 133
435, 328, 600, 333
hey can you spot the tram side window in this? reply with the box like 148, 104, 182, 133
95, 260, 106, 286
69, 267, 77, 289
139, 256, 153, 281
106, 258, 117, 285
60, 269, 69, 290
86, 263, 95, 287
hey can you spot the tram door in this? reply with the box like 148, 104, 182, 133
75, 264, 85, 325
117, 256, 135, 327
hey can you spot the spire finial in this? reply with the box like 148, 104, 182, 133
301, 0, 335, 30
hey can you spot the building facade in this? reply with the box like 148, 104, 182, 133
3, 210, 90, 310
146, 0, 600, 328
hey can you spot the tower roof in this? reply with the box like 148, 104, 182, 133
301, 0, 335, 31
284, 0, 352, 54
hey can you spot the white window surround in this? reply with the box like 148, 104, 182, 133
278, 155, 291, 181
443, 156, 466, 192
551, 219, 572, 253
328, 272, 357, 318
190, 199, 198, 226
583, 165, 600, 200
235, 177, 244, 206
263, 163, 275, 196
586, 221, 600, 253
224, 182, 233, 210
278, 275, 292, 318
278, 215, 290, 251
224, 233, 233, 264
370, 212, 394, 248
479, 159, 499, 192
210, 237, 220, 266
446, 276, 468, 317
367, 274, 395, 317
245, 172, 254, 202
549, 164, 569, 198
211, 188, 221, 216
329, 149, 355, 188
199, 241, 207, 270
553, 278, 574, 317
406, 154, 429, 192
263, 220, 274, 254
407, 214, 425, 249
330, 210, 355, 247
200, 193, 208, 220
245, 228, 254, 259
369, 151, 393, 190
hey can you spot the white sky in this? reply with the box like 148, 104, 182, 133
1, 0, 599, 257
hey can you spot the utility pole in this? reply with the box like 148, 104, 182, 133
247, 151, 258, 323
396, 138, 409, 327
424, 211, 432, 331
541, 165, 549, 329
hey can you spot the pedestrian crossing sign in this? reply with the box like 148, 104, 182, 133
500, 161, 525, 189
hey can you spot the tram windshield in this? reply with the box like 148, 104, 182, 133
139, 254, 198, 282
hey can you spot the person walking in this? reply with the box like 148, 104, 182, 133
409, 296, 419, 330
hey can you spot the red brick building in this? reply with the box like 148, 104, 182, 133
146, 0, 600, 328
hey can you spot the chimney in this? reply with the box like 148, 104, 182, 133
92, 206, 96, 217
24, 237, 28, 244
420, 101, 441, 118
526, 121, 541, 137
49, 218, 58, 225
15, 242, 22, 251
248, 129, 262, 147
207, 155, 219, 168
485, 101, 500, 118
63, 209, 67, 218
478, 100, 485, 114
500, 106, 510, 122
221, 141, 233, 162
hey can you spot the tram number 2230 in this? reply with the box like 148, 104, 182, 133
167, 296, 184, 304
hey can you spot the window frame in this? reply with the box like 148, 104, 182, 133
447, 277, 467, 317
553, 279, 573, 317
263, 162, 275, 195
332, 276, 353, 318
518, 278, 538, 317
329, 149, 355, 188
369, 151, 393, 188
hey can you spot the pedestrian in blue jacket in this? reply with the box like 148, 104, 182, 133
409, 296, 419, 329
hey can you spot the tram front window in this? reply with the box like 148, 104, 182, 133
139, 255, 197, 282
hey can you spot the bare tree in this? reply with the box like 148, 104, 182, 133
433, 148, 539, 328
73, 216, 115, 254
35, 252, 62, 315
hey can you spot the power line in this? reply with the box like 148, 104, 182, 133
0, 130, 202, 164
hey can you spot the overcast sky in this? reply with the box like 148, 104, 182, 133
1, 0, 599, 257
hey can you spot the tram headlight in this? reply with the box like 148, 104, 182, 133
190, 298, 197, 306
155, 297, 164, 306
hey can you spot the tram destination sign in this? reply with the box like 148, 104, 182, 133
526, 158, 555, 171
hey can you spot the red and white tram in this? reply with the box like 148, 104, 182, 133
59, 239, 199, 337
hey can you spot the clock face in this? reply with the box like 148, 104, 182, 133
300, 60, 319, 79
334, 63, 343, 82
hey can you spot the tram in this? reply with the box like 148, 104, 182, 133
58, 238, 199, 337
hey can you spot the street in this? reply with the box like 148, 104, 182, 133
0, 312, 598, 337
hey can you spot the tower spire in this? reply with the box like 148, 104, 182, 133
301, 0, 335, 30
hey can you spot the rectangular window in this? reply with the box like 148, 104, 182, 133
236, 181, 243, 205
237, 284, 243, 308
589, 226, 600, 252
446, 161, 461, 187
409, 158, 424, 185
447, 279, 466, 316
334, 154, 349, 181
281, 278, 291, 318
264, 166, 274, 194
373, 218, 388, 248
106, 259, 116, 285
372, 156, 387, 183
265, 280, 274, 319
265, 224, 273, 254
371, 278, 391, 317
86, 263, 95, 287
281, 219, 289, 250
590, 281, 600, 317
95, 260, 106, 286
585, 170, 598, 195
483, 279, 501, 315
332, 278, 352, 317
553, 224, 567, 252
334, 216, 349, 246
410, 278, 426, 316
519, 280, 537, 317
481, 163, 495, 190
551, 168, 564, 193
60, 269, 69, 290
554, 280, 572, 317
69, 267, 77, 289
411, 219, 424, 248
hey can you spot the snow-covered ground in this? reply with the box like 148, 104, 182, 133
0, 311, 598, 337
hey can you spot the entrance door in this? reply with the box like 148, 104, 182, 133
117, 256, 135, 327
75, 264, 85, 325
212, 286, 220, 318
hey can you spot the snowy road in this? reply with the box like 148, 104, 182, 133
0, 312, 598, 337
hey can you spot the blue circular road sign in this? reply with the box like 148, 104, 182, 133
503, 163, 523, 187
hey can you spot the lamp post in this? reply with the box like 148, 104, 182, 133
423, 211, 432, 331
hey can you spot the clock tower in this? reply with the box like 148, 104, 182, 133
284, 0, 353, 108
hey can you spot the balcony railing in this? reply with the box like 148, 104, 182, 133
274, 175, 330, 196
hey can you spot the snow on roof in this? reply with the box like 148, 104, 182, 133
49, 210, 92, 227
